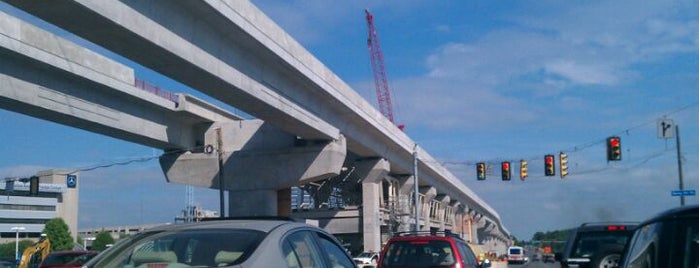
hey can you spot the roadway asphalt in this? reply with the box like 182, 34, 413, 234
498, 260, 559, 268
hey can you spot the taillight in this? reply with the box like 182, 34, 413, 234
607, 225, 627, 231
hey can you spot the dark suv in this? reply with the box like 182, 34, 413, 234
560, 222, 637, 268
619, 205, 699, 268
377, 231, 490, 268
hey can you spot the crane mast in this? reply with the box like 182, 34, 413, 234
365, 9, 404, 130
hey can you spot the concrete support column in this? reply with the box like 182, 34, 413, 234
434, 195, 450, 231
449, 200, 461, 232
356, 158, 389, 253
468, 210, 479, 243
229, 189, 278, 216
419, 186, 436, 231
396, 176, 415, 232
277, 188, 291, 217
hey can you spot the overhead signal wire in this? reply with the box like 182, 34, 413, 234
62, 145, 208, 175
433, 101, 698, 179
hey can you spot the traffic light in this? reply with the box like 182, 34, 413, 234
501, 161, 511, 181
29, 176, 39, 196
544, 154, 555, 176
519, 160, 528, 180
559, 152, 568, 178
607, 136, 621, 161
476, 162, 486, 180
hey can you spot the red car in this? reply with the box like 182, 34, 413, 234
377, 231, 491, 268
39, 250, 99, 268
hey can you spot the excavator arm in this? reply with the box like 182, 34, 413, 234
18, 236, 51, 268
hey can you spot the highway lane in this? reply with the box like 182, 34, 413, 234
499, 261, 558, 268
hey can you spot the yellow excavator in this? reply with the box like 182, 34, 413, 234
18, 234, 51, 268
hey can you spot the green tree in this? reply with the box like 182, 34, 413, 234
0, 240, 36, 260
92, 230, 115, 251
43, 218, 74, 251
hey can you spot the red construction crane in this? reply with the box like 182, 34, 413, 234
365, 9, 404, 130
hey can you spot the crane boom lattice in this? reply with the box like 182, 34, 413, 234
365, 9, 403, 130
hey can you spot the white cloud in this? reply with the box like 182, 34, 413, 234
544, 60, 620, 85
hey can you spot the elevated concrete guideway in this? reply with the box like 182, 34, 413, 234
0, 10, 241, 150
3, 0, 511, 251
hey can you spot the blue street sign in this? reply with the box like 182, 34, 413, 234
66, 174, 77, 188
671, 190, 695, 197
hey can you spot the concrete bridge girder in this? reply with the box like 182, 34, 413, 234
0, 11, 240, 151
3, 0, 340, 141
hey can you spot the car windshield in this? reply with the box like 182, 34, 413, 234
84, 229, 265, 268
381, 240, 455, 267
509, 248, 522, 254
571, 231, 633, 258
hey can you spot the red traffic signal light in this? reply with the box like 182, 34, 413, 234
501, 161, 511, 181
607, 136, 621, 161
476, 162, 486, 180
544, 154, 555, 176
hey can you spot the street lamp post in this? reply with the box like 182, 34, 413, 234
11, 226, 25, 263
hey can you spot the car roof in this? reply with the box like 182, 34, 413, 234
640, 204, 699, 225
140, 218, 313, 233
387, 231, 465, 242
387, 235, 458, 242
48, 250, 98, 254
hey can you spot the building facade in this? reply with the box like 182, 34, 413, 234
0, 170, 79, 243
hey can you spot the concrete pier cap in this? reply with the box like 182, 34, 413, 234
160, 119, 347, 216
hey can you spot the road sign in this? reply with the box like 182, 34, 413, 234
658, 119, 675, 139
671, 190, 695, 196
66, 174, 77, 188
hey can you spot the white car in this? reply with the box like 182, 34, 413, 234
353, 251, 379, 266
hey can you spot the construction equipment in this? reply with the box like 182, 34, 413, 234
18, 234, 50, 268
365, 9, 404, 130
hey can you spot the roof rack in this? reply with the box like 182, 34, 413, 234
393, 230, 463, 240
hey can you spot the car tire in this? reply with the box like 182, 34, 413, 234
590, 245, 624, 268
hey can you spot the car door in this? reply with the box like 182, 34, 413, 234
282, 229, 356, 268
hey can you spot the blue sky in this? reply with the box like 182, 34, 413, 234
1, 1, 697, 240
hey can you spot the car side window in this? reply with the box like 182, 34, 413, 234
283, 230, 325, 268
624, 223, 661, 268
316, 233, 355, 268
456, 242, 478, 267
682, 222, 699, 268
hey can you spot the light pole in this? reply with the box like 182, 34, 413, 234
11, 226, 25, 263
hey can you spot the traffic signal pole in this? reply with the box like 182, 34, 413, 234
676, 125, 685, 206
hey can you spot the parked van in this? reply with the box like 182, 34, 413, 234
507, 246, 525, 264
